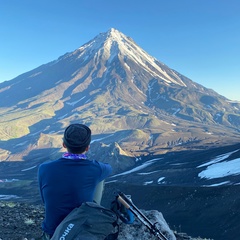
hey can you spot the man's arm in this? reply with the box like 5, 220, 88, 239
98, 162, 112, 181
37, 165, 45, 203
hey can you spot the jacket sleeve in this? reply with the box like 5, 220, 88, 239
97, 162, 112, 181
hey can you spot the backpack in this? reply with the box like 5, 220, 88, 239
51, 202, 119, 240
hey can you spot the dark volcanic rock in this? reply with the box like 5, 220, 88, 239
0, 201, 210, 240
0, 202, 44, 240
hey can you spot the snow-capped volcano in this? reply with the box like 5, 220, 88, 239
0, 28, 239, 158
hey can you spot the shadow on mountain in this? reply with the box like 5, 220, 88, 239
1, 143, 240, 240
0, 147, 62, 204
0, 57, 89, 108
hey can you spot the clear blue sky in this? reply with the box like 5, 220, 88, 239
1, 0, 240, 101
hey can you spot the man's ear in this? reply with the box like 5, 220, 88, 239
85, 145, 90, 152
63, 142, 67, 148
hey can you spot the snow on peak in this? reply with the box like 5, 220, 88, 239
70, 28, 187, 87
106, 28, 124, 41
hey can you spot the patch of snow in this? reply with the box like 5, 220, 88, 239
66, 96, 86, 106
0, 179, 19, 183
140, 110, 148, 115
143, 180, 153, 185
21, 165, 37, 172
137, 170, 160, 175
124, 62, 131, 71
111, 162, 155, 178
111, 157, 163, 178
105, 180, 118, 184
170, 163, 186, 166
145, 157, 163, 164
172, 108, 181, 115
15, 141, 28, 147
91, 134, 114, 143
29, 130, 42, 136
0, 195, 20, 200
84, 99, 91, 104
135, 157, 142, 162
204, 181, 230, 187
58, 114, 68, 120
157, 177, 165, 183
29, 72, 42, 78
206, 132, 213, 135
198, 158, 240, 179
197, 150, 239, 168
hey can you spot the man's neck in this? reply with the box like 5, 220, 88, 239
62, 152, 87, 160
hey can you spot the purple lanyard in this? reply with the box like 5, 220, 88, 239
62, 152, 87, 160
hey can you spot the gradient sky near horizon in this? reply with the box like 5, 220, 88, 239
1, 0, 240, 101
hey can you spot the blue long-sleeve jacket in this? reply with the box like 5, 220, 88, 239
38, 157, 112, 236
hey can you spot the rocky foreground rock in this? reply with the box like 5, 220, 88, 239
0, 201, 213, 240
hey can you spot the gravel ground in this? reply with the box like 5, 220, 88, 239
0, 201, 212, 240
0, 202, 43, 240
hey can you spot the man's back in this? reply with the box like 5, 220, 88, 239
38, 157, 112, 236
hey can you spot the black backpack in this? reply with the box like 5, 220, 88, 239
51, 202, 119, 240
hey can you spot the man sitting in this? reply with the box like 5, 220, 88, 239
38, 123, 112, 239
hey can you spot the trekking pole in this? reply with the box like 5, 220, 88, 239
117, 192, 168, 240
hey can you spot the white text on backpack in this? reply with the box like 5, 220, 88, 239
59, 223, 74, 240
